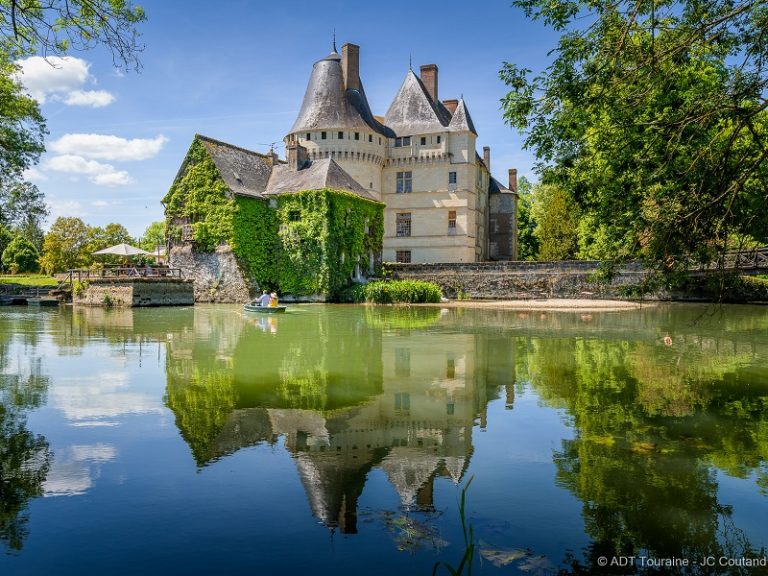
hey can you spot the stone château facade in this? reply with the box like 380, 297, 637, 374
165, 41, 519, 301
285, 43, 518, 263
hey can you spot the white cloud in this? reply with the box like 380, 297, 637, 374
63, 90, 115, 107
91, 200, 110, 208
45, 154, 133, 186
47, 199, 85, 221
15, 56, 115, 107
49, 133, 168, 161
93, 171, 133, 186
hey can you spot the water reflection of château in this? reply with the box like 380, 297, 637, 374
164, 306, 515, 533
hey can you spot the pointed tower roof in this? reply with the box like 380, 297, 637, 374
384, 70, 453, 135
289, 51, 391, 136
447, 98, 477, 135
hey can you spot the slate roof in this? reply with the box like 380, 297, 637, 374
384, 70, 454, 136
289, 51, 392, 136
197, 135, 274, 198
264, 158, 379, 201
448, 98, 477, 135
489, 176, 513, 195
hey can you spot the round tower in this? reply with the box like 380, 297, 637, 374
284, 43, 391, 200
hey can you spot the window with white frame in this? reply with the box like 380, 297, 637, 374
396, 171, 412, 193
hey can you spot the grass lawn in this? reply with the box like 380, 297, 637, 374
0, 274, 59, 287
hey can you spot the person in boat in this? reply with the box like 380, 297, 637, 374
258, 290, 271, 307
269, 292, 279, 307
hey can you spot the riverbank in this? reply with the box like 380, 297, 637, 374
419, 298, 651, 312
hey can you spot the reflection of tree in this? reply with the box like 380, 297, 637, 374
364, 307, 443, 331
524, 335, 768, 573
0, 329, 51, 551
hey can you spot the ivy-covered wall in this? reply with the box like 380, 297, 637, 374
163, 137, 234, 251
164, 137, 384, 300
273, 189, 383, 297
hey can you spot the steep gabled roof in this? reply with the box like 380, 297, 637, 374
289, 52, 392, 136
264, 158, 379, 201
196, 135, 275, 198
448, 98, 477, 135
384, 70, 453, 136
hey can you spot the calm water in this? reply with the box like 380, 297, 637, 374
1, 303, 767, 575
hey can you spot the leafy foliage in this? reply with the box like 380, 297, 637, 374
138, 220, 165, 251
163, 137, 234, 251
0, 55, 45, 186
165, 137, 383, 298
529, 183, 579, 260
0, 0, 146, 70
231, 195, 278, 290
0, 178, 48, 249
1, 234, 38, 272
39, 216, 92, 273
363, 280, 443, 304
501, 0, 768, 273
516, 176, 539, 260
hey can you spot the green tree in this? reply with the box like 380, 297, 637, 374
0, 178, 48, 248
39, 216, 91, 273
530, 183, 579, 260
500, 0, 768, 273
139, 220, 165, 251
0, 54, 45, 185
0, 224, 12, 266
1, 234, 38, 272
516, 176, 539, 260
0, 0, 146, 70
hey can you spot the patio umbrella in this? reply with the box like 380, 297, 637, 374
92, 243, 150, 256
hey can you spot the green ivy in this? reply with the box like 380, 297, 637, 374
163, 137, 234, 250
164, 136, 384, 298
363, 280, 443, 303
274, 189, 383, 297
231, 196, 278, 290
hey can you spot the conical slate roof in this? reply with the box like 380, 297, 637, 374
448, 98, 477, 135
384, 70, 453, 136
289, 51, 391, 136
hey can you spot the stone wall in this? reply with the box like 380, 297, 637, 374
385, 260, 649, 300
73, 278, 194, 307
169, 244, 251, 303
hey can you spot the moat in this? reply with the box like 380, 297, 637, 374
1, 303, 767, 575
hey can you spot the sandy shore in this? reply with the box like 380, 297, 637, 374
420, 298, 653, 312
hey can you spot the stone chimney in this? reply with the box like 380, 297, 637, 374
420, 64, 438, 103
267, 147, 279, 165
287, 142, 309, 171
483, 146, 491, 172
341, 43, 360, 91
442, 99, 458, 114
508, 168, 518, 194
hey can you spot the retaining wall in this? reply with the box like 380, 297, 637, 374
73, 278, 194, 307
168, 244, 250, 303
385, 261, 649, 300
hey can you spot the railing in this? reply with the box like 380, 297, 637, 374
62, 266, 183, 287
696, 247, 768, 271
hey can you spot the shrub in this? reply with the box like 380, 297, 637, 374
334, 282, 366, 303
363, 280, 442, 304
1, 235, 39, 273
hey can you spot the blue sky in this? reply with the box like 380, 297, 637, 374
17, 0, 559, 238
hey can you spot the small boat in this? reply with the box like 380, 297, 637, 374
243, 303, 287, 313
